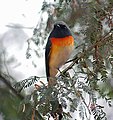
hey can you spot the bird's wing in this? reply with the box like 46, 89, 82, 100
45, 37, 51, 81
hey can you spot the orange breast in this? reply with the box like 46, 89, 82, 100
50, 36, 74, 46
49, 36, 74, 78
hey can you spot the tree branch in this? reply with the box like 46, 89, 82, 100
62, 31, 112, 74
0, 74, 24, 100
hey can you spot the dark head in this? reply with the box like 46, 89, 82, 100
49, 21, 72, 38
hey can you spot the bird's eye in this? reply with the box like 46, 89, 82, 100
62, 25, 66, 28
56, 24, 60, 27
54, 24, 67, 29
54, 24, 60, 28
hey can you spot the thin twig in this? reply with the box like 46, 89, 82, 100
62, 31, 112, 74
0, 74, 24, 100
2, 51, 15, 82
31, 109, 35, 120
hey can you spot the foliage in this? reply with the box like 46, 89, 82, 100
21, 0, 113, 120
1, 0, 113, 120
0, 87, 21, 120
24, 0, 113, 119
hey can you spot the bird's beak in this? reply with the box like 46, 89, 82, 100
56, 24, 60, 27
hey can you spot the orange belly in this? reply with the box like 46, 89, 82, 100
49, 36, 74, 78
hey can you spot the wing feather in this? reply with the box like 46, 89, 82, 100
45, 38, 51, 81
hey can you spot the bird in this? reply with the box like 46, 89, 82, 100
45, 21, 74, 85
45, 21, 74, 120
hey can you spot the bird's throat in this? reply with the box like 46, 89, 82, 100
50, 36, 74, 46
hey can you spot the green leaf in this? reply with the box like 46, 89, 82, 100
50, 99, 59, 112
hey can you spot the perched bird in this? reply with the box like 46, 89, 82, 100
45, 21, 74, 85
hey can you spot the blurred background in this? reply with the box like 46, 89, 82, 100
0, 0, 113, 120
0, 0, 45, 120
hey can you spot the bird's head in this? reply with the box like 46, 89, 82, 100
50, 21, 72, 38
